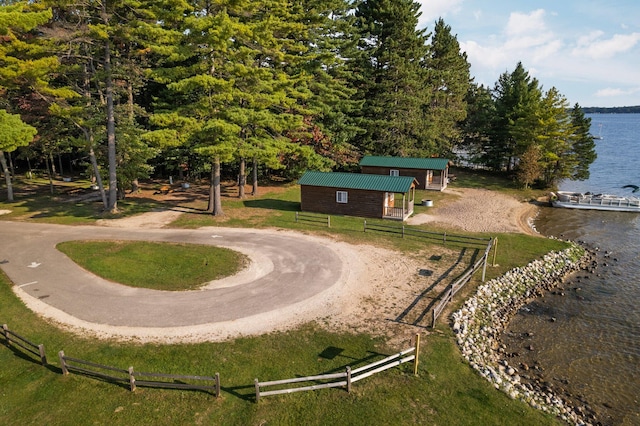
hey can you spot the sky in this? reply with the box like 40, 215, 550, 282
416, 0, 640, 108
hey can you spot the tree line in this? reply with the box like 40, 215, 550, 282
0, 0, 596, 213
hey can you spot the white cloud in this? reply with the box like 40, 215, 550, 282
461, 9, 560, 74
572, 32, 640, 59
416, 0, 464, 27
595, 87, 640, 98
505, 9, 546, 36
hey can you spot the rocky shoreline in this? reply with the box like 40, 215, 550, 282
452, 242, 595, 426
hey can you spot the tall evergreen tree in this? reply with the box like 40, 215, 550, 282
286, 0, 363, 170
536, 87, 572, 186
460, 83, 495, 166
568, 103, 597, 181
487, 62, 542, 171
423, 18, 471, 156
148, 0, 321, 212
353, 0, 431, 156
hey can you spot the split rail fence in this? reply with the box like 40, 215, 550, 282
3, 322, 418, 403
254, 336, 420, 402
2, 323, 47, 366
295, 211, 331, 227
363, 221, 491, 248
431, 238, 497, 327
58, 350, 221, 397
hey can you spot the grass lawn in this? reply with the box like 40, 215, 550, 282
0, 170, 566, 425
56, 241, 248, 291
0, 269, 560, 425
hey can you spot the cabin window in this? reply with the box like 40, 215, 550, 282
336, 191, 348, 204
390, 169, 399, 176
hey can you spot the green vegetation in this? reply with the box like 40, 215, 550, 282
1, 1, 594, 214
0, 270, 560, 425
0, 176, 163, 225
0, 166, 572, 424
56, 241, 247, 291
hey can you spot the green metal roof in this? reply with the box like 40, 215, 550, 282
298, 171, 416, 193
359, 156, 450, 170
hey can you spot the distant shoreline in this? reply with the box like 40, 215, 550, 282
582, 106, 640, 114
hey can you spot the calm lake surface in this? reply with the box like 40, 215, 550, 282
507, 114, 640, 425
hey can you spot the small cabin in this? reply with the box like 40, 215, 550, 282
298, 171, 417, 221
359, 156, 450, 191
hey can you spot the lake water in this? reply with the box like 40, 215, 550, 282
505, 114, 640, 425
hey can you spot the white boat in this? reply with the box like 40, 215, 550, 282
549, 191, 640, 212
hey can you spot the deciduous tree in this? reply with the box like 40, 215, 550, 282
0, 110, 37, 201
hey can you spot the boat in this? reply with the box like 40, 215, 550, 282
591, 123, 604, 140
549, 191, 640, 212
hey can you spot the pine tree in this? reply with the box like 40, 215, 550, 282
536, 87, 572, 186
423, 18, 471, 156
147, 0, 319, 212
460, 83, 495, 166
568, 103, 597, 181
288, 0, 363, 170
488, 62, 542, 171
353, 0, 431, 156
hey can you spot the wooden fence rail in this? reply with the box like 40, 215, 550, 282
295, 211, 331, 227
254, 337, 419, 402
2, 323, 47, 366
431, 238, 496, 327
58, 351, 220, 397
363, 221, 491, 247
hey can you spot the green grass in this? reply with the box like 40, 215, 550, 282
56, 241, 247, 291
0, 270, 559, 425
0, 170, 569, 425
0, 176, 164, 224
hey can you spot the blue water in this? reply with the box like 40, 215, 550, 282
521, 114, 640, 425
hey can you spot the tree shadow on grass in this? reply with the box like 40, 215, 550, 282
242, 199, 300, 212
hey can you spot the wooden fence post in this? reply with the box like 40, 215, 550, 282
129, 366, 136, 391
254, 378, 260, 402
38, 344, 47, 366
215, 372, 221, 398
402, 225, 405, 238
295, 211, 299, 223
443, 232, 447, 245
413, 334, 420, 376
327, 215, 330, 228
363, 220, 367, 232
481, 252, 488, 282
2, 324, 9, 345
346, 366, 352, 393
59, 351, 68, 375
492, 237, 498, 266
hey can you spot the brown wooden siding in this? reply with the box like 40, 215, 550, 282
360, 166, 428, 189
300, 185, 385, 218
